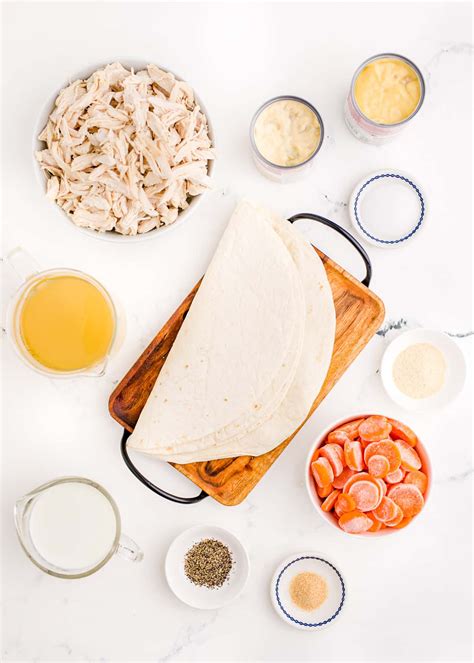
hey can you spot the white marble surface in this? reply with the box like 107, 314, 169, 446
1, 2, 472, 661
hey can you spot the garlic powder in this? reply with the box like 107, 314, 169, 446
392, 343, 446, 399
289, 572, 328, 611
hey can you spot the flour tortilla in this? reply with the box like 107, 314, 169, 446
128, 200, 335, 463
128, 201, 306, 456
154, 204, 336, 462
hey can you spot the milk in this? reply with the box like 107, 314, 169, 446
29, 481, 117, 571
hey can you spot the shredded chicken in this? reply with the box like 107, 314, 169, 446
36, 63, 214, 235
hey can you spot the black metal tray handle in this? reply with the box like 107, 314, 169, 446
121, 429, 208, 504
120, 214, 372, 503
288, 213, 372, 287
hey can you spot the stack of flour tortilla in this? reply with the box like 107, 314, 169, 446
128, 200, 336, 463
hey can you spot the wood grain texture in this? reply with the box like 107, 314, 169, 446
109, 248, 384, 505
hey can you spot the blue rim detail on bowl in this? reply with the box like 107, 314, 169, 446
275, 556, 345, 628
353, 173, 425, 244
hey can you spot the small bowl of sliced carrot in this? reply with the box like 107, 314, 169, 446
305, 414, 432, 536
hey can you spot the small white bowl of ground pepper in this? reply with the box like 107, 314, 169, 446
165, 525, 250, 609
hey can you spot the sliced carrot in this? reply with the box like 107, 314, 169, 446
385, 468, 405, 484
358, 415, 392, 442
372, 479, 385, 508
385, 504, 404, 527
319, 443, 344, 477
335, 492, 356, 514
388, 483, 424, 517
404, 470, 428, 494
359, 437, 372, 449
332, 467, 355, 490
388, 419, 418, 447
338, 510, 373, 534
321, 489, 341, 512
364, 440, 401, 473
311, 448, 320, 463
348, 480, 380, 512
395, 440, 422, 472
367, 454, 390, 479
344, 439, 364, 471
366, 512, 383, 532
327, 430, 351, 446
334, 499, 345, 518
331, 418, 365, 441
311, 457, 334, 488
343, 472, 381, 495
334, 444, 345, 463
317, 483, 332, 499
373, 497, 398, 523
376, 478, 387, 497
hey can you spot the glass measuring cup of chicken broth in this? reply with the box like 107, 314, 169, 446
5, 248, 122, 377
344, 53, 425, 144
250, 96, 324, 182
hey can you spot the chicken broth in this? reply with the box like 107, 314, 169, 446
18, 275, 114, 372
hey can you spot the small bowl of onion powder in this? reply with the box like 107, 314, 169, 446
381, 329, 466, 412
165, 525, 249, 609
271, 553, 346, 630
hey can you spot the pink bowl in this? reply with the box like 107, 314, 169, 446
305, 413, 432, 537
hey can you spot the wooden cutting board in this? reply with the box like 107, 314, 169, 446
109, 247, 384, 505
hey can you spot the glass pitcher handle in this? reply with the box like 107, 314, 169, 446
116, 533, 144, 563
5, 247, 40, 284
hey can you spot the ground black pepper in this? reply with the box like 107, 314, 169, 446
184, 538, 233, 588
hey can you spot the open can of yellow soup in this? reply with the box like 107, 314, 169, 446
5, 248, 124, 378
345, 53, 426, 145
250, 96, 324, 182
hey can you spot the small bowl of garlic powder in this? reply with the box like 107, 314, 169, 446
381, 329, 466, 412
270, 553, 345, 630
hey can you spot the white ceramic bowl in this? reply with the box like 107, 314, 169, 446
305, 413, 432, 537
270, 552, 346, 630
33, 59, 215, 242
349, 170, 426, 248
165, 525, 249, 609
381, 328, 466, 412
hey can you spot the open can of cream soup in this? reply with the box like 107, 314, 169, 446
344, 53, 426, 145
250, 96, 324, 183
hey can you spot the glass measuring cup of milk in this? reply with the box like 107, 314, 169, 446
14, 477, 143, 578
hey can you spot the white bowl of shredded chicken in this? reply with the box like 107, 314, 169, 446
34, 61, 215, 240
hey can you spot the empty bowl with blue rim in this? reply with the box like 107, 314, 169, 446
270, 553, 346, 630
349, 170, 426, 248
